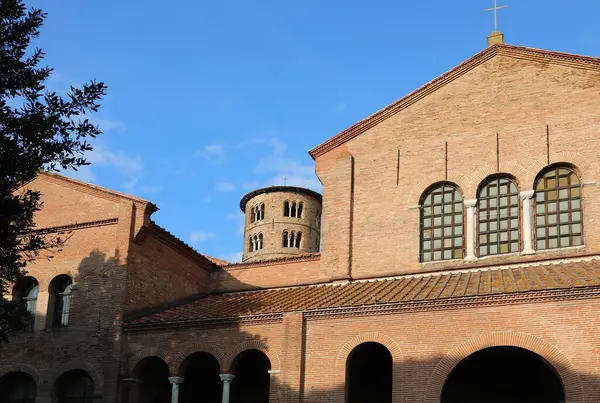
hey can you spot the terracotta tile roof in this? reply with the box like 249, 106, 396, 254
126, 260, 600, 327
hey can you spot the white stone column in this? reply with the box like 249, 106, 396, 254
464, 199, 477, 260
169, 377, 184, 403
520, 190, 535, 254
219, 374, 235, 403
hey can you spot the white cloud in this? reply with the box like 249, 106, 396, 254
215, 180, 236, 192
67, 165, 96, 182
189, 231, 216, 245
251, 138, 322, 192
194, 143, 225, 163
63, 142, 144, 193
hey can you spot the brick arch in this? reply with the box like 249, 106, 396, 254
526, 153, 595, 189
51, 361, 104, 391
467, 164, 529, 197
334, 332, 403, 402
408, 172, 471, 207
128, 347, 170, 375
167, 343, 227, 376
424, 331, 584, 403
224, 340, 281, 372
0, 363, 43, 387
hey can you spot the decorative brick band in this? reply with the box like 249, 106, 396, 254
167, 343, 227, 376
224, 339, 281, 372
423, 331, 584, 403
36, 218, 118, 234
128, 347, 171, 374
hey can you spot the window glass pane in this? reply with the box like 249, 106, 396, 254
560, 237, 570, 247
500, 243, 509, 253
572, 236, 583, 246
421, 185, 464, 261
549, 238, 558, 248
572, 199, 581, 209
511, 242, 520, 252
537, 240, 546, 249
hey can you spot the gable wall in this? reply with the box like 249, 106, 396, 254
316, 55, 600, 279
2, 177, 138, 401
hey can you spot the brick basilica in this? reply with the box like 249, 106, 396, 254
2, 35, 600, 403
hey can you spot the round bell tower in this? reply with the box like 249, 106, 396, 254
240, 186, 322, 263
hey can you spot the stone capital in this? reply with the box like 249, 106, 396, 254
169, 376, 184, 384
520, 190, 535, 199
219, 374, 235, 382
464, 199, 478, 208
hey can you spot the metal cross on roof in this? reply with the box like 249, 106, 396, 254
485, 0, 509, 32
282, 176, 288, 186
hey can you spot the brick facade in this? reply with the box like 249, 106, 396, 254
3, 43, 600, 403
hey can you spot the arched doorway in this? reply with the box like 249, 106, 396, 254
441, 346, 565, 403
230, 350, 271, 403
345, 342, 392, 403
180, 352, 222, 403
52, 370, 95, 403
0, 372, 37, 403
134, 356, 171, 403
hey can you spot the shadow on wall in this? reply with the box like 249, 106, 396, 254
0, 249, 126, 402
2, 249, 599, 402
121, 268, 599, 403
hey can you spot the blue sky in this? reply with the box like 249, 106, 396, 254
29, 0, 599, 262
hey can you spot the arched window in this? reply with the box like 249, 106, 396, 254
259, 203, 265, 220
477, 176, 520, 256
0, 372, 37, 403
53, 370, 95, 403
282, 231, 289, 247
297, 202, 304, 218
295, 232, 302, 248
48, 275, 73, 328
13, 277, 39, 331
420, 184, 464, 262
534, 166, 583, 250
248, 236, 253, 252
257, 234, 263, 250
250, 207, 255, 223
283, 201, 290, 217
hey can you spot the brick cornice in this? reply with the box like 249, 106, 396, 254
308, 44, 600, 160
35, 218, 119, 234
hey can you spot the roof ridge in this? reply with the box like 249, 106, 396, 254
308, 43, 600, 159
38, 171, 157, 208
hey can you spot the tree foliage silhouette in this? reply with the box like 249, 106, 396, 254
0, 0, 106, 344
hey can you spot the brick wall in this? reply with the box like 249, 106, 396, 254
243, 190, 322, 262
315, 53, 600, 280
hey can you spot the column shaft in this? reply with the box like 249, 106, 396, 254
521, 190, 535, 254
465, 199, 477, 260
